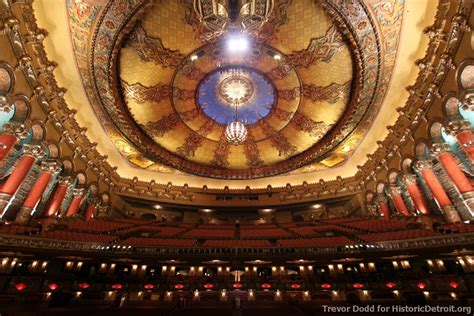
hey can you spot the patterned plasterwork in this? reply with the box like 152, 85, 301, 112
65, 0, 404, 179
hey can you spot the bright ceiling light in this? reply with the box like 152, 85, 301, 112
201, 209, 213, 213
227, 36, 249, 53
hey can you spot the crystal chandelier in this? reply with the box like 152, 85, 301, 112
225, 120, 247, 144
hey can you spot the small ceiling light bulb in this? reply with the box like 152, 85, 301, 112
273, 54, 281, 60
190, 54, 198, 61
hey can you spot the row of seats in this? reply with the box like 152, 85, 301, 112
240, 224, 278, 229
437, 223, 474, 233
358, 229, 436, 242
196, 224, 235, 229
344, 218, 412, 232
0, 224, 39, 235
318, 217, 362, 224
120, 237, 196, 247
118, 225, 186, 237
40, 231, 117, 243
182, 229, 235, 238
289, 224, 359, 235
278, 237, 355, 248
240, 228, 291, 238
202, 239, 272, 248
66, 219, 131, 232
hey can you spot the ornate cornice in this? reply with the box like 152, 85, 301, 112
357, 0, 471, 188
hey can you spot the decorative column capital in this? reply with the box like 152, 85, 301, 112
376, 193, 388, 204
72, 188, 85, 197
22, 144, 46, 159
0, 95, 14, 114
430, 142, 452, 158
2, 122, 29, 139
40, 160, 62, 174
386, 186, 402, 198
401, 174, 418, 185
57, 176, 72, 186
413, 160, 433, 173
87, 197, 100, 205
444, 118, 471, 136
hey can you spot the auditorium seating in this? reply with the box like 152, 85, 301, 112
437, 223, 474, 233
65, 219, 132, 233
318, 217, 363, 224
118, 225, 186, 237
202, 239, 272, 248
40, 231, 117, 243
182, 228, 235, 238
120, 237, 196, 247
358, 229, 436, 242
278, 236, 355, 248
240, 228, 291, 238
0, 224, 39, 235
343, 218, 413, 232
197, 224, 235, 229
0, 218, 472, 250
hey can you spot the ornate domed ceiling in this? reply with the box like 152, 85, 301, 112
62, 0, 406, 180
29, 0, 434, 188
119, 15, 351, 177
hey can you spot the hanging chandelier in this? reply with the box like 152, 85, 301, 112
225, 120, 247, 144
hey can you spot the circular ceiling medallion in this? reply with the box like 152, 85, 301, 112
219, 73, 254, 106
197, 66, 275, 125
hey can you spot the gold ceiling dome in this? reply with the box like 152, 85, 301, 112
59, 0, 411, 182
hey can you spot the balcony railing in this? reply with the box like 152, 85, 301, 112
0, 232, 472, 258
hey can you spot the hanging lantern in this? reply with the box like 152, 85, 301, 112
225, 120, 247, 144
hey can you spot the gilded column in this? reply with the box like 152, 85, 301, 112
432, 142, 474, 220
85, 197, 99, 220
14, 161, 61, 225
387, 186, 410, 216
0, 122, 29, 173
44, 176, 71, 217
65, 188, 85, 216
414, 160, 461, 223
0, 144, 44, 218
401, 174, 430, 215
445, 118, 474, 163
376, 194, 391, 219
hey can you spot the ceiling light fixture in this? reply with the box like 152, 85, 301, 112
226, 35, 249, 53
225, 120, 247, 144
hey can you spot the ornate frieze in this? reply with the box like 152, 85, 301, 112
287, 25, 344, 67
302, 82, 350, 104
122, 81, 171, 104
127, 25, 184, 67
143, 113, 180, 138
